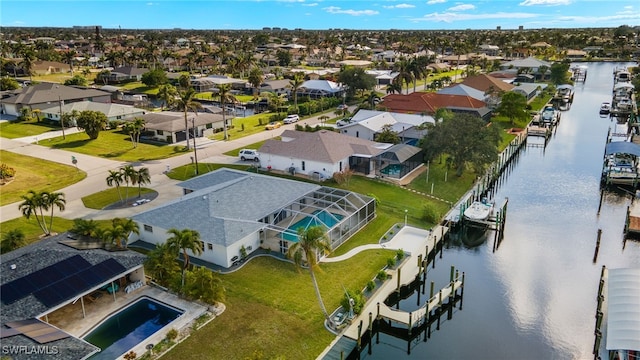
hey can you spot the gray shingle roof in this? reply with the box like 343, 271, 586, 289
260, 130, 388, 162
0, 83, 110, 105
132, 169, 320, 246
0, 234, 145, 360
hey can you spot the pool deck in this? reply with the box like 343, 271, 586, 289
44, 285, 210, 359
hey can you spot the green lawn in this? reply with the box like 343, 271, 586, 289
0, 118, 62, 139
0, 150, 86, 206
37, 129, 190, 161
81, 187, 156, 209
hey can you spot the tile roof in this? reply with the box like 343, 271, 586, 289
460, 74, 515, 93
0, 83, 110, 106
381, 92, 487, 114
141, 111, 224, 132
260, 130, 389, 162
38, 101, 145, 118
132, 168, 320, 247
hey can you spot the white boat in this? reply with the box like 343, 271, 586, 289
541, 106, 559, 125
463, 200, 494, 222
600, 102, 611, 115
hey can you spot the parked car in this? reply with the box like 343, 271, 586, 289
239, 149, 260, 161
336, 118, 353, 127
336, 104, 349, 110
265, 121, 282, 130
283, 114, 300, 124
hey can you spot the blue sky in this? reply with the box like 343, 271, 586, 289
1, 0, 639, 30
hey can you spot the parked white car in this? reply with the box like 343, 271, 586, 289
239, 149, 260, 161
283, 114, 300, 124
336, 118, 353, 127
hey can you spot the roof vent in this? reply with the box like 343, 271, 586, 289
10, 264, 17, 270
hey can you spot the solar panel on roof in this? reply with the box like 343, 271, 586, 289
0, 255, 91, 305
4, 319, 70, 344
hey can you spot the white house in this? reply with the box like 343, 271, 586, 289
259, 130, 392, 178
130, 168, 376, 268
339, 109, 435, 144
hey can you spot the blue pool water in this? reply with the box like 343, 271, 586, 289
84, 297, 183, 359
281, 210, 343, 242
381, 164, 404, 176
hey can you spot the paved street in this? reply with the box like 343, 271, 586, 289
0, 108, 351, 222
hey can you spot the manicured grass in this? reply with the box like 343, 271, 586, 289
163, 251, 392, 360
81, 187, 156, 209
118, 82, 160, 95
0, 150, 86, 206
0, 118, 62, 139
208, 113, 281, 141
37, 129, 190, 161
166, 163, 252, 181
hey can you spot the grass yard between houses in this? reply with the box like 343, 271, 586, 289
0, 150, 86, 206
81, 187, 156, 209
0, 118, 63, 139
37, 129, 190, 161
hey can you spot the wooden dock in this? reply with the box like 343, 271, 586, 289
340, 225, 450, 341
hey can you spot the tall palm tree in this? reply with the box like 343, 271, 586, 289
133, 167, 151, 198
157, 84, 178, 110
289, 72, 305, 112
110, 218, 140, 248
120, 165, 136, 203
63, 49, 77, 75
166, 228, 203, 287
106, 169, 124, 203
19, 190, 49, 235
19, 49, 36, 82
217, 83, 235, 140
43, 191, 66, 233
145, 242, 180, 286
175, 88, 202, 150
287, 226, 333, 326
70, 218, 99, 238
393, 57, 414, 94
247, 67, 264, 99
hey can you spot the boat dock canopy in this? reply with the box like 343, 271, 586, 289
606, 268, 640, 352
605, 142, 640, 157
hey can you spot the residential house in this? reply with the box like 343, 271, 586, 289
0, 234, 147, 360
259, 129, 392, 177
512, 83, 547, 102
0, 83, 111, 117
460, 74, 515, 94
140, 111, 226, 143
437, 84, 486, 102
478, 44, 501, 56
365, 70, 399, 86
30, 61, 70, 75
99, 66, 148, 84
258, 79, 292, 97
499, 57, 553, 80
339, 109, 434, 145
380, 92, 492, 121
38, 101, 146, 125
131, 168, 376, 267
296, 80, 345, 100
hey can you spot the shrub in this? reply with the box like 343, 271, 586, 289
340, 289, 365, 315
422, 203, 440, 224
386, 257, 395, 268
166, 328, 178, 341
396, 249, 405, 260
376, 270, 388, 281
0, 163, 16, 181
366, 280, 376, 292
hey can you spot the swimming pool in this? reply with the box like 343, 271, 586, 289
84, 297, 183, 359
380, 164, 404, 177
281, 210, 344, 242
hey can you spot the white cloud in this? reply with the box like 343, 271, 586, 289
303, 2, 319, 6
146, 2, 154, 5
324, 6, 379, 16
383, 3, 416, 9
519, 0, 571, 6
412, 11, 537, 23
427, 0, 446, 4
558, 12, 640, 23
448, 4, 475, 11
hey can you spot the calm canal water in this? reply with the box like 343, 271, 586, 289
360, 62, 640, 360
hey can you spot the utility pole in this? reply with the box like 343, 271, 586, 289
191, 118, 199, 175
58, 95, 66, 139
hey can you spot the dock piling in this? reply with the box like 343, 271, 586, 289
593, 229, 602, 263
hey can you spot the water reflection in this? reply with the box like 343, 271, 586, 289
351, 62, 640, 360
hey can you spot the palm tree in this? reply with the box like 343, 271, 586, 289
393, 57, 414, 94
63, 49, 77, 75
166, 228, 203, 287
70, 218, 99, 238
175, 88, 202, 150
289, 72, 305, 112
19, 49, 36, 82
157, 84, 178, 110
386, 80, 402, 95
110, 218, 140, 248
1, 229, 25, 253
120, 165, 136, 203
19, 190, 49, 235
106, 169, 124, 203
43, 191, 66, 233
133, 167, 151, 198
217, 83, 234, 140
287, 226, 333, 327
145, 242, 180, 286
247, 67, 264, 99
